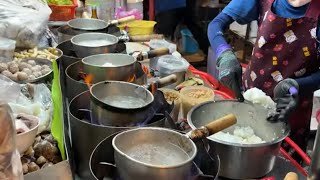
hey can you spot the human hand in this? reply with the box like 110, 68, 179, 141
267, 79, 299, 123
217, 50, 243, 101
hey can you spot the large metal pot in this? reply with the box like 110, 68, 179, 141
187, 100, 290, 179
69, 91, 167, 179
112, 115, 236, 180
82, 54, 136, 83
71, 33, 119, 58
113, 127, 197, 180
90, 132, 221, 180
90, 75, 177, 126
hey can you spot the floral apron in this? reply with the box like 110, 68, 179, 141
243, 0, 320, 151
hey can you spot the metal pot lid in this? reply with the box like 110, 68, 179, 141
82, 54, 136, 68
68, 18, 108, 31
187, 100, 290, 147
71, 33, 119, 48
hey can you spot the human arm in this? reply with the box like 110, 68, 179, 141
207, 0, 259, 100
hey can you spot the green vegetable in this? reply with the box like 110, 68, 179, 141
47, 0, 72, 5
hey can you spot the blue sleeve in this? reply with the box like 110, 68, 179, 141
207, 13, 234, 55
296, 71, 320, 92
222, 0, 259, 25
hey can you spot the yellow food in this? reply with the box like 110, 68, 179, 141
164, 92, 179, 102
14, 47, 60, 61
187, 89, 212, 99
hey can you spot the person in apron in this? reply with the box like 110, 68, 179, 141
208, 0, 320, 162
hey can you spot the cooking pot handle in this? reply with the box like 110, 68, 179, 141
111, 15, 136, 25
156, 74, 177, 88
189, 114, 237, 140
135, 48, 170, 61
130, 34, 164, 42
147, 47, 170, 59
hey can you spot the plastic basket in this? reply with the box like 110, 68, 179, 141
117, 20, 156, 36
48, 0, 78, 21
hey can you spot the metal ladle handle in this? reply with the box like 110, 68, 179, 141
110, 15, 136, 25
189, 114, 237, 140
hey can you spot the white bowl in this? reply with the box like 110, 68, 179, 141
16, 118, 40, 154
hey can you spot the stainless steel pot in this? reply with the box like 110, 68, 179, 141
187, 100, 290, 179
65, 61, 88, 100
112, 115, 236, 180
65, 60, 148, 101
68, 16, 135, 31
57, 25, 90, 43
82, 54, 136, 83
113, 127, 197, 180
90, 75, 177, 126
71, 33, 119, 58
82, 47, 170, 84
69, 91, 166, 179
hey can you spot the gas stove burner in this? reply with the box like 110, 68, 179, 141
90, 134, 219, 180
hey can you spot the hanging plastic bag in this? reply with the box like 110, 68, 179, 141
0, 75, 53, 134
0, 37, 16, 63
0, 0, 52, 48
0, 103, 23, 180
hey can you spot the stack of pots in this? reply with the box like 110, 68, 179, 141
57, 19, 175, 179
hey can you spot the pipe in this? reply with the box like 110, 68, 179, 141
308, 123, 320, 180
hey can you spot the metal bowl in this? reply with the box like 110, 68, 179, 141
19, 58, 53, 84
16, 117, 40, 154
187, 100, 290, 179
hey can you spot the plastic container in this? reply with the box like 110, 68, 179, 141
180, 86, 215, 117
48, 0, 78, 21
127, 0, 143, 18
149, 39, 177, 70
180, 28, 199, 54
0, 37, 16, 62
87, 0, 115, 21
157, 55, 189, 88
118, 20, 157, 36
